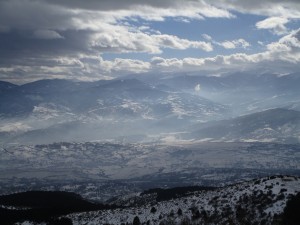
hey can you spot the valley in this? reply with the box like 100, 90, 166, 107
1, 142, 300, 202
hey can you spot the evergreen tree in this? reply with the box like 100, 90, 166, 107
133, 216, 141, 225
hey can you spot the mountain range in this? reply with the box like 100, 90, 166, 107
1, 72, 300, 144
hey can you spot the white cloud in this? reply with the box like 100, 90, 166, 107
202, 34, 212, 41
194, 84, 201, 92
257, 41, 264, 46
220, 41, 236, 49
90, 26, 213, 54
150, 29, 300, 72
154, 34, 213, 52
266, 29, 300, 63
219, 39, 250, 49
201, 34, 251, 50
99, 57, 151, 74
210, 0, 300, 19
256, 17, 289, 35
151, 57, 183, 71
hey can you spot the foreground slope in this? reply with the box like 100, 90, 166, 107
68, 175, 300, 225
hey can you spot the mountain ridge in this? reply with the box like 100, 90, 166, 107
185, 108, 300, 143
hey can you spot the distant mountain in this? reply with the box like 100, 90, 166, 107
0, 78, 226, 118
145, 72, 300, 94
185, 108, 300, 143
139, 72, 300, 115
0, 81, 17, 92
1, 73, 300, 144
0, 78, 228, 144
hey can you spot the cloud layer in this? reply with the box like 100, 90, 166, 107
0, 0, 299, 83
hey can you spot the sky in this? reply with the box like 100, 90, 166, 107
0, 0, 300, 84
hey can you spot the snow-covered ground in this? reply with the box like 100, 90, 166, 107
68, 176, 300, 225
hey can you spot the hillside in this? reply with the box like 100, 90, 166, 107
67, 175, 300, 225
1, 176, 299, 225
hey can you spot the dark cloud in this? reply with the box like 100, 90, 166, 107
34, 0, 300, 15
0, 30, 93, 66
0, 0, 76, 31
41, 0, 180, 11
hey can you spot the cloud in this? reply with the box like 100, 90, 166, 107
195, 84, 201, 92
257, 41, 264, 46
0, 55, 151, 84
150, 29, 300, 72
256, 17, 289, 35
202, 34, 212, 41
0, 0, 299, 83
219, 39, 250, 49
91, 29, 213, 54
42, 0, 234, 20
40, 0, 300, 23
203, 35, 251, 50
99, 57, 151, 74
0, 0, 233, 33
0, 0, 298, 33
151, 57, 183, 70
1, 29, 300, 83
0, 0, 77, 31
0, 0, 214, 68
33, 30, 64, 40
266, 29, 300, 63
154, 34, 213, 52
210, 0, 300, 19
